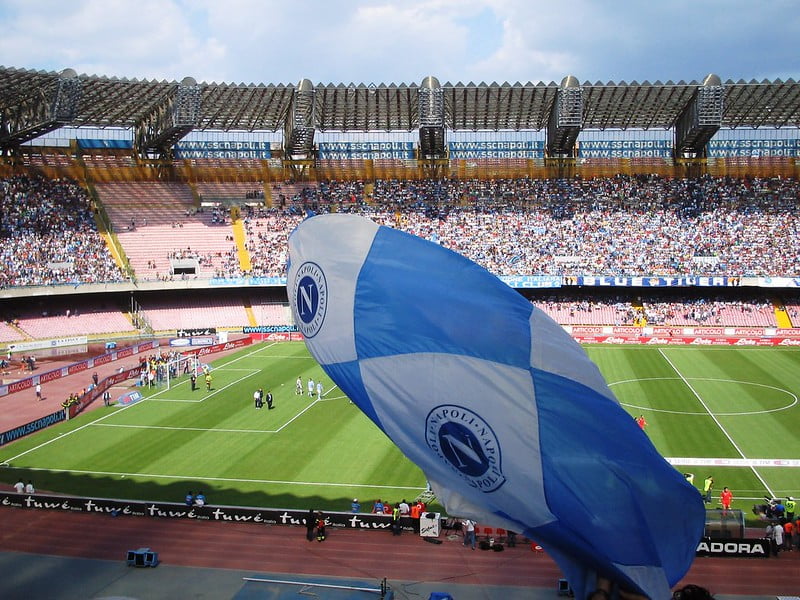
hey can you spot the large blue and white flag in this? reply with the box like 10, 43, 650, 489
288, 213, 704, 599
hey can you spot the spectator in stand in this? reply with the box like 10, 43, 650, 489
5, 174, 800, 286
0, 175, 126, 288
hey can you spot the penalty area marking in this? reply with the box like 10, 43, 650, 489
92, 423, 280, 434
92, 387, 347, 435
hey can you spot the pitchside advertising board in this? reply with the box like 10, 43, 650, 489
0, 338, 253, 446
695, 537, 770, 558
0, 492, 774, 557
176, 328, 217, 337
0, 492, 419, 533
0, 340, 159, 399
169, 337, 215, 348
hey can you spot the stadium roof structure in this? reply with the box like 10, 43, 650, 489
1, 65, 799, 158
3, 66, 800, 132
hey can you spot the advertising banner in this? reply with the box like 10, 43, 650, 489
0, 492, 423, 533
448, 140, 544, 159
173, 141, 271, 159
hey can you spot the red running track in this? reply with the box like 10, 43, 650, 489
0, 503, 796, 597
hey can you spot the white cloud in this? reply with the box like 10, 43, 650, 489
0, 0, 797, 84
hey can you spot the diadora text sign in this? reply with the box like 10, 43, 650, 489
426, 404, 506, 493
695, 537, 770, 557
292, 262, 327, 338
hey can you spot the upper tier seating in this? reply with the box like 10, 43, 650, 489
96, 182, 238, 280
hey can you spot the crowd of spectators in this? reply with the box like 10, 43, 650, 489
272, 180, 366, 213
525, 293, 783, 327
248, 174, 800, 279
0, 175, 126, 288
640, 297, 774, 326
3, 174, 800, 287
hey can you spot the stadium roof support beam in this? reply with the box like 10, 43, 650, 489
675, 74, 724, 158
418, 76, 447, 178
283, 79, 316, 180
418, 76, 445, 158
284, 79, 315, 158
133, 77, 200, 160
0, 68, 81, 152
546, 76, 582, 158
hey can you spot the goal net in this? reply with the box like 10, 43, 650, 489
157, 353, 200, 390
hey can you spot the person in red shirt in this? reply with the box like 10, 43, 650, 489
636, 415, 647, 430
720, 487, 733, 512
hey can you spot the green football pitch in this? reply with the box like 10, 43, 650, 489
1, 341, 798, 522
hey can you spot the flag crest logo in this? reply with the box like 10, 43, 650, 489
292, 261, 327, 338
426, 404, 506, 493
287, 213, 705, 600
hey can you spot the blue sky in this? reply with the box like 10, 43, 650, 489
1, 0, 798, 86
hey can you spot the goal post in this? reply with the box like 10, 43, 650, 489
158, 353, 200, 390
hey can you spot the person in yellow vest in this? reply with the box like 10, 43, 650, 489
391, 504, 402, 536
785, 497, 796, 522
702, 475, 713, 504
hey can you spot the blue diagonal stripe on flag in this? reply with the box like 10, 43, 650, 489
287, 213, 704, 599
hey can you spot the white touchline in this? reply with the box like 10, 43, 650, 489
2, 343, 279, 462
658, 348, 776, 497
11, 465, 424, 491
93, 423, 280, 433
3, 395, 143, 463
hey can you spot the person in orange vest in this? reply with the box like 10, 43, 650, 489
409, 501, 421, 533
782, 520, 794, 552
